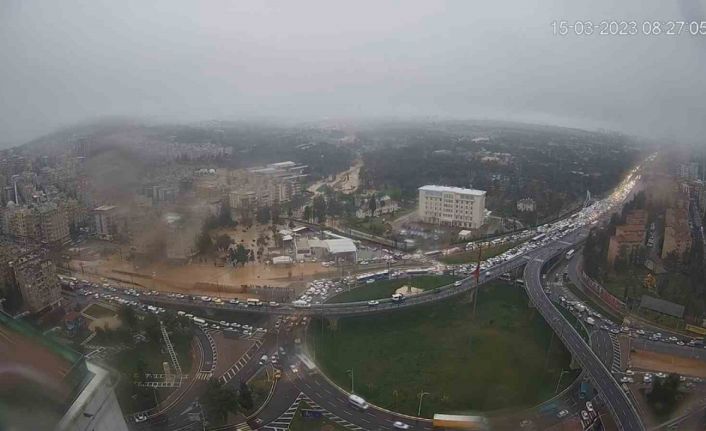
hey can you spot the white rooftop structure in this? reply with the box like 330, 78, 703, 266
418, 185, 486, 196
324, 238, 357, 254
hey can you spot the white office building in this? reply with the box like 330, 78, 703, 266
418, 185, 486, 229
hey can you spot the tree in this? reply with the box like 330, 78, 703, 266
312, 196, 327, 223
196, 227, 213, 254
233, 244, 249, 266
202, 379, 239, 425
238, 379, 254, 410
256, 206, 271, 225
118, 305, 138, 328
368, 193, 377, 217
663, 251, 679, 272
271, 204, 281, 225
218, 200, 234, 227
646, 373, 681, 417
303, 206, 312, 222
215, 234, 234, 251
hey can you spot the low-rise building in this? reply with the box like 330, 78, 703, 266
662, 208, 692, 261
418, 185, 486, 229
516, 198, 536, 212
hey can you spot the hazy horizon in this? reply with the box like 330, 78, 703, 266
2, 0, 705, 147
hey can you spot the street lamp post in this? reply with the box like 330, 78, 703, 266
417, 391, 430, 418
347, 369, 355, 393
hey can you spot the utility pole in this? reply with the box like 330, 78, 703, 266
347, 369, 355, 393
417, 391, 430, 418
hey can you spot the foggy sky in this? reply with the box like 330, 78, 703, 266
1, 0, 705, 147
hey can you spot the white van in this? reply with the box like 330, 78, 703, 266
391, 293, 404, 302
348, 394, 369, 410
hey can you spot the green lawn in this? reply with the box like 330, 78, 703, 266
244, 368, 275, 415
439, 241, 519, 265
600, 266, 650, 302
328, 275, 458, 303
289, 402, 348, 431
310, 282, 576, 416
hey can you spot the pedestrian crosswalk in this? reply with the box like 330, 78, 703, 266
264, 393, 305, 430
609, 332, 622, 373
202, 328, 218, 372
298, 394, 365, 431
220, 339, 264, 384
195, 371, 213, 381
262, 393, 365, 431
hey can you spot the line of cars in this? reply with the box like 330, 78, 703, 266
175, 311, 266, 337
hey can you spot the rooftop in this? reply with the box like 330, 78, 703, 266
419, 185, 486, 196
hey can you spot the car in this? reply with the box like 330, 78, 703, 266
367, 300, 380, 306
586, 401, 594, 412
619, 377, 633, 383
219, 320, 228, 326
268, 301, 280, 307
393, 421, 411, 429
134, 413, 147, 423
454, 281, 462, 287
581, 410, 589, 421
259, 355, 269, 365
556, 410, 569, 419
246, 417, 263, 429
273, 369, 282, 379
636, 329, 646, 335
655, 372, 667, 379
625, 369, 635, 376
290, 364, 299, 373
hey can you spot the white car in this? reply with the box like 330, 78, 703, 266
134, 413, 147, 423
393, 421, 411, 430
586, 401, 594, 412
556, 410, 569, 419
367, 300, 380, 306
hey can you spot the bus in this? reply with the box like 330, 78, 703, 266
565, 249, 576, 260
246, 298, 263, 306
192, 317, 206, 326
531, 233, 546, 242
432, 414, 489, 430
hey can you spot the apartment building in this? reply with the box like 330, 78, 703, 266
418, 185, 486, 229
662, 207, 692, 261
10, 254, 61, 313
1, 202, 69, 244
607, 209, 647, 266
94, 205, 119, 240
229, 161, 307, 210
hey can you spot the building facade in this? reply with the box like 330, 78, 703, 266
10, 254, 61, 313
418, 185, 486, 229
516, 198, 536, 212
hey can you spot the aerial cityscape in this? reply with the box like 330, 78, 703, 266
2, 1, 706, 431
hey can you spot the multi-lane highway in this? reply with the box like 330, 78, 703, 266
523, 238, 645, 431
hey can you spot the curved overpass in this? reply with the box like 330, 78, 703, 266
523, 239, 644, 431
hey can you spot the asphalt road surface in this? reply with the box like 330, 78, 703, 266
523, 243, 645, 431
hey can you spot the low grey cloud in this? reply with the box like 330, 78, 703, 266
1, 0, 704, 146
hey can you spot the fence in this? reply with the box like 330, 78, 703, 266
576, 260, 627, 314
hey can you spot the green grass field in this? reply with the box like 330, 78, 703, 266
310, 282, 576, 417
328, 275, 458, 303
439, 242, 519, 265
